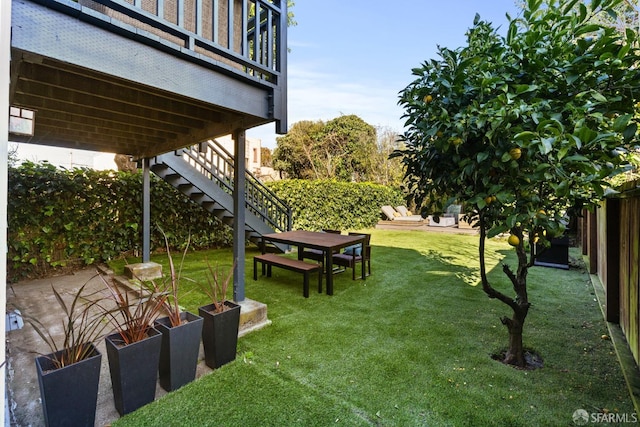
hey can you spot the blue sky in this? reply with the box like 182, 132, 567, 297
16, 1, 521, 164
248, 0, 521, 148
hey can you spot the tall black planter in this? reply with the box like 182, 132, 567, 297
105, 328, 162, 416
198, 301, 241, 369
155, 311, 204, 391
35, 343, 101, 427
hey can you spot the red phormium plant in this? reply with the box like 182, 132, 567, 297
100, 275, 168, 345
24, 279, 108, 369
198, 259, 235, 313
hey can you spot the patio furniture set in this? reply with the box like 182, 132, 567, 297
254, 230, 371, 297
379, 205, 470, 228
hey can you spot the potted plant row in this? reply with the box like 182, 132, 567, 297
26, 245, 241, 424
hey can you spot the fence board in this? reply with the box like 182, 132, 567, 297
629, 198, 640, 362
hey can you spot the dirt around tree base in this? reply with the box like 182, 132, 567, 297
491, 348, 544, 370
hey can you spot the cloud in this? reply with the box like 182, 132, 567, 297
248, 62, 408, 148
287, 63, 405, 129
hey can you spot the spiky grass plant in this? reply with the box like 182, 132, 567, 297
198, 259, 235, 313
25, 279, 108, 369
101, 275, 167, 345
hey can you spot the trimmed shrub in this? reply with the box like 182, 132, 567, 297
266, 179, 404, 231
8, 162, 231, 281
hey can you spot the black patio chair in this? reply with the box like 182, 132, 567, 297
332, 232, 371, 280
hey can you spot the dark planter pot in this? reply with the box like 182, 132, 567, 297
105, 328, 162, 416
154, 311, 204, 391
198, 301, 241, 369
534, 235, 570, 270
35, 343, 101, 427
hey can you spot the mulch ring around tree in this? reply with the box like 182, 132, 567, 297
491, 348, 544, 370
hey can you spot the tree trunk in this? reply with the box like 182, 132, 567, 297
502, 312, 526, 367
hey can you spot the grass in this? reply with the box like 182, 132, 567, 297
109, 229, 634, 426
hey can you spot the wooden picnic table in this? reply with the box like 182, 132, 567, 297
261, 230, 366, 295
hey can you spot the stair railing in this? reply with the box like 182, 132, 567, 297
180, 140, 291, 233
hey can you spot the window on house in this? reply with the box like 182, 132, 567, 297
9, 107, 35, 136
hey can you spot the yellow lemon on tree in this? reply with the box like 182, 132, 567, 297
509, 147, 522, 160
484, 196, 493, 205
452, 137, 463, 146
436, 131, 443, 137
508, 234, 520, 247
424, 94, 433, 103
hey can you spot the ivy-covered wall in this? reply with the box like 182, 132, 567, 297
8, 165, 404, 282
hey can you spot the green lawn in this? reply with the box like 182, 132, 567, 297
110, 229, 633, 426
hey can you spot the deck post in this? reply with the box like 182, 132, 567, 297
142, 158, 151, 262
233, 129, 246, 302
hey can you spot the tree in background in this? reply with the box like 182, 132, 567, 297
272, 120, 323, 179
320, 115, 377, 181
372, 126, 406, 187
272, 115, 401, 183
395, 0, 640, 367
260, 147, 273, 167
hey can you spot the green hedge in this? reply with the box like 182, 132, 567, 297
8, 162, 232, 282
266, 179, 404, 231
8, 165, 403, 282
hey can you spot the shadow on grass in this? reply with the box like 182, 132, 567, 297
110, 232, 634, 427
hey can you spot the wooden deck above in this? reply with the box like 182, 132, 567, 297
10, 0, 287, 158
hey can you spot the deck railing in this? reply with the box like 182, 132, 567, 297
182, 140, 291, 232
56, 0, 285, 84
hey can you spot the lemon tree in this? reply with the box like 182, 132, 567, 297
395, 0, 640, 367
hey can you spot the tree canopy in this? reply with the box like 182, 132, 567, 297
273, 114, 402, 183
395, 0, 640, 366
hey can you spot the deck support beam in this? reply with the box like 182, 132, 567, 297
233, 129, 246, 302
142, 157, 151, 262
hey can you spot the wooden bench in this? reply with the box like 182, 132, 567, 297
253, 253, 322, 298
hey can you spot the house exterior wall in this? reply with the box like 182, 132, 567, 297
214, 135, 262, 175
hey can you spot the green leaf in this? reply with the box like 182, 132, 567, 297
514, 131, 536, 142
563, 154, 589, 163
575, 24, 601, 36
623, 123, 637, 142
612, 114, 631, 132
562, 0, 580, 15
487, 224, 509, 239
591, 91, 607, 103
566, 74, 580, 85
539, 138, 554, 155
535, 163, 551, 172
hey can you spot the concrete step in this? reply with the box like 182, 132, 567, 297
97, 263, 270, 336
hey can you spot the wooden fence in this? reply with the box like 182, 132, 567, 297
580, 179, 640, 365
